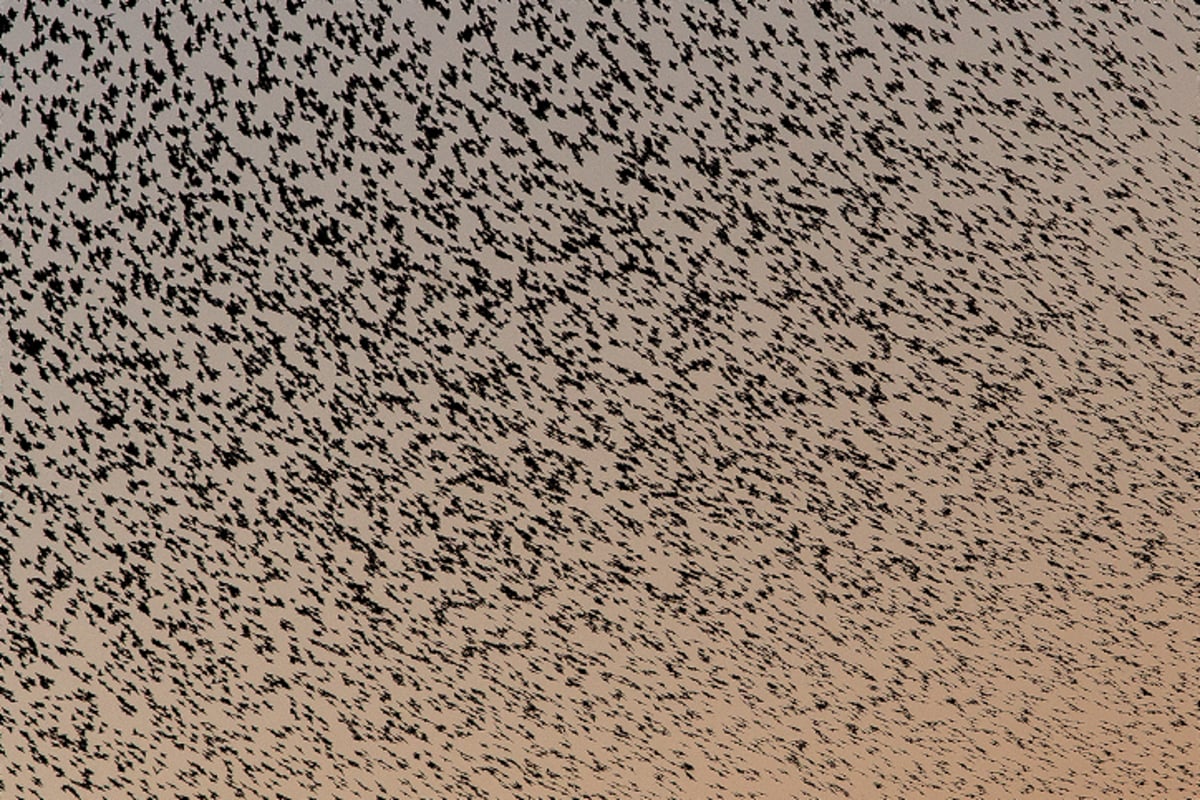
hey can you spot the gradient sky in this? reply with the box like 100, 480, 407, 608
2, 1, 1199, 798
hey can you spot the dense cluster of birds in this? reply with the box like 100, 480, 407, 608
2, 0, 1198, 797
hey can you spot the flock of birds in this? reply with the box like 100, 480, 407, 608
2, 0, 1198, 797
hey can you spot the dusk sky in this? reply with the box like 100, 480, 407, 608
2, 1, 1198, 798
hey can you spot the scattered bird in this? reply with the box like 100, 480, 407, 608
1, 0, 1197, 798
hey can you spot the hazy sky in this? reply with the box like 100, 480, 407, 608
2, 1, 1198, 798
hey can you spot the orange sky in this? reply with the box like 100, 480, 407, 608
2, 1, 1198, 798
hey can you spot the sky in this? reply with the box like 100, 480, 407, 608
1, 0, 1199, 798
